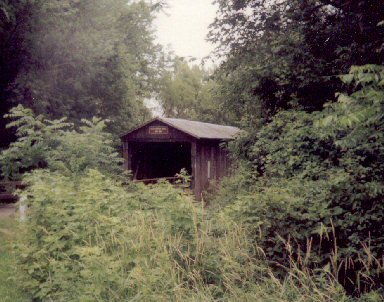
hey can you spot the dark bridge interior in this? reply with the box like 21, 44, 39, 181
131, 142, 192, 180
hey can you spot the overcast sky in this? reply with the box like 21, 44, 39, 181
154, 0, 218, 64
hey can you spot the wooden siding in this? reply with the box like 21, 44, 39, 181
123, 120, 194, 143
193, 140, 229, 200
122, 119, 233, 200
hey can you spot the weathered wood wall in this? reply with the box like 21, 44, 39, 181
122, 120, 232, 201
123, 120, 194, 142
193, 140, 229, 200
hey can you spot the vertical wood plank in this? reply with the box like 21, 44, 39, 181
207, 160, 211, 179
202, 143, 207, 198
219, 147, 225, 178
122, 141, 129, 170
191, 141, 197, 195
194, 142, 202, 200
209, 145, 214, 180
128, 144, 133, 173
211, 145, 217, 180
221, 146, 227, 177
124, 136, 234, 200
224, 147, 228, 176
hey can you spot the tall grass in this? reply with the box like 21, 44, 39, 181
13, 170, 384, 301
0, 217, 30, 302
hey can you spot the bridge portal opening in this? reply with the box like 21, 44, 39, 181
131, 142, 192, 180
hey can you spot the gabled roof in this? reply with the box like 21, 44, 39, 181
121, 117, 241, 140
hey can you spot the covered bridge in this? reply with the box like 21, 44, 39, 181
121, 117, 241, 200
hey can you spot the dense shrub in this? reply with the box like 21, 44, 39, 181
214, 65, 384, 295
3, 69, 383, 300
0, 105, 122, 179
16, 168, 358, 301
16, 170, 199, 300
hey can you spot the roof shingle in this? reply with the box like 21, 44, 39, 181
121, 117, 241, 140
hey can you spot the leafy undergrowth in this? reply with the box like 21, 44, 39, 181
0, 217, 30, 302
209, 65, 384, 297
13, 169, 381, 301
1, 71, 383, 301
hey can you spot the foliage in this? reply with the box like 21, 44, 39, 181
0, 0, 166, 146
158, 58, 231, 123
1, 0, 383, 300
15, 168, 362, 301
1, 94, 379, 300
175, 167, 192, 184
0, 105, 122, 179
213, 65, 384, 295
15, 169, 231, 300
208, 0, 384, 125
0, 218, 30, 302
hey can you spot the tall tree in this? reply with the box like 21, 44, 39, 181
0, 0, 36, 147
158, 58, 231, 123
0, 0, 164, 147
209, 0, 384, 126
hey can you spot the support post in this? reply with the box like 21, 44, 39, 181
191, 141, 201, 200
122, 140, 129, 170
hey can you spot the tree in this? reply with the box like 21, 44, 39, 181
218, 65, 384, 294
158, 58, 232, 123
0, 105, 122, 179
0, 0, 36, 148
208, 0, 384, 126
0, 0, 165, 146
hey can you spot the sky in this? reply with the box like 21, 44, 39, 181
153, 0, 218, 65
146, 0, 218, 116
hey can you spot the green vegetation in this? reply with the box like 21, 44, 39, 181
15, 170, 361, 301
0, 0, 383, 301
211, 65, 384, 296
208, 0, 384, 125
158, 58, 227, 123
0, 0, 165, 147
13, 169, 353, 301
0, 218, 29, 302
0, 94, 382, 300
0, 105, 122, 179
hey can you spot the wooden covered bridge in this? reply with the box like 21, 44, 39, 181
121, 117, 241, 200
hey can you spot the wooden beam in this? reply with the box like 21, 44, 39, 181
193, 142, 203, 200
122, 141, 129, 170
191, 141, 196, 193
134, 176, 178, 183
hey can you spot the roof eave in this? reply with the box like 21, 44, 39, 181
120, 117, 201, 140
120, 117, 242, 141
120, 117, 160, 139
156, 117, 201, 139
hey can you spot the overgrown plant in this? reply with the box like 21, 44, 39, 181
0, 105, 122, 179
3, 69, 383, 300
215, 65, 384, 295
16, 168, 359, 301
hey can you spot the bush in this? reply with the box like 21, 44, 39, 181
214, 65, 384, 295
0, 108, 352, 300
3, 72, 383, 301
16, 169, 198, 300
16, 168, 357, 301
0, 105, 122, 179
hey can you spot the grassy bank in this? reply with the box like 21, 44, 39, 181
0, 217, 29, 302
